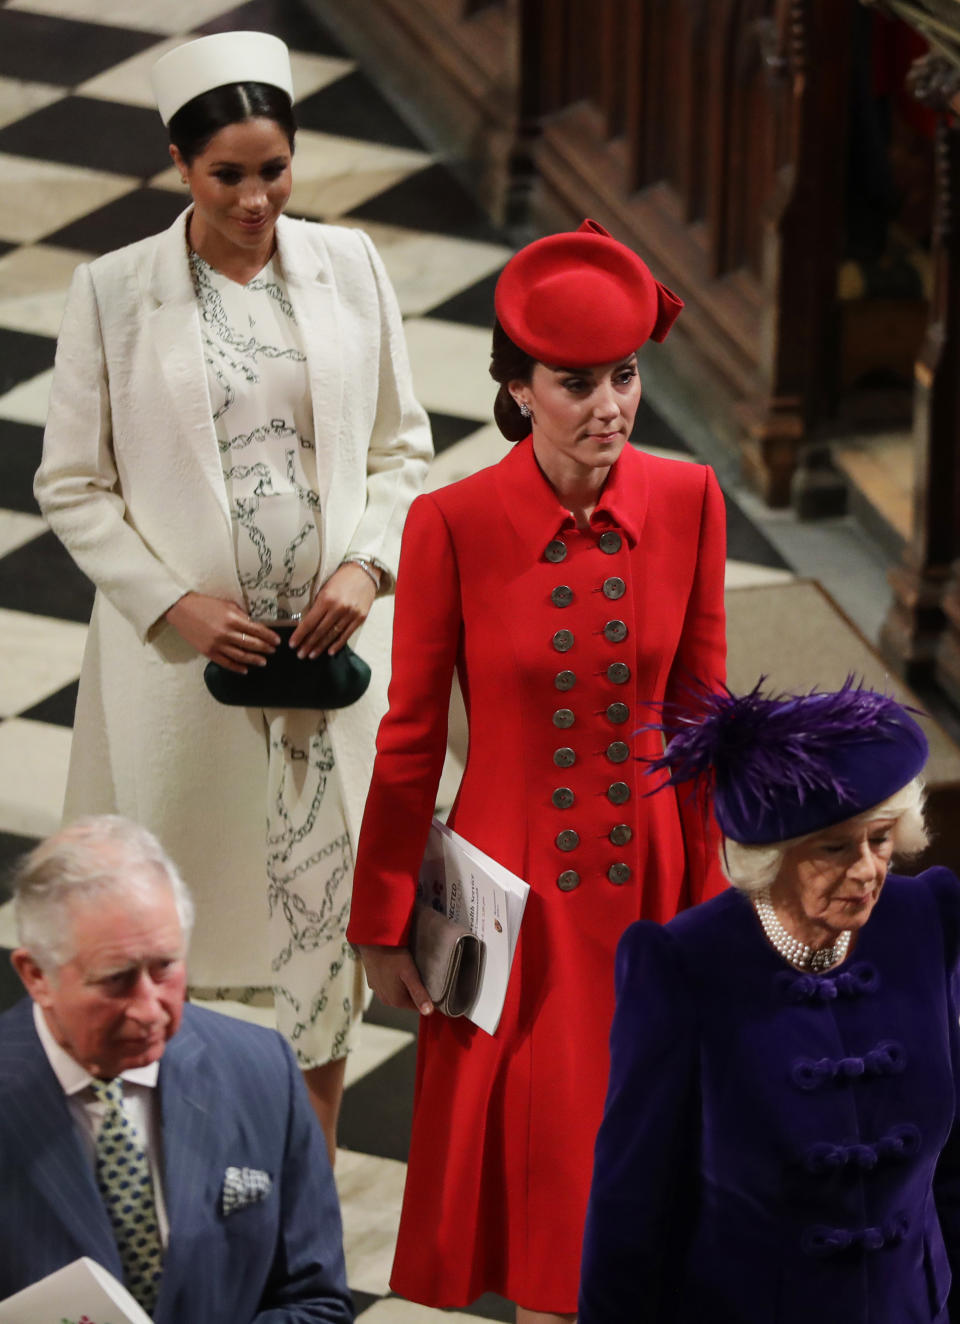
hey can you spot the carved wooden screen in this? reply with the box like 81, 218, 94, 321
524, 0, 786, 283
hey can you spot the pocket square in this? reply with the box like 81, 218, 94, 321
222, 1165, 272, 1216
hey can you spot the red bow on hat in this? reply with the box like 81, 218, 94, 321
495, 219, 683, 366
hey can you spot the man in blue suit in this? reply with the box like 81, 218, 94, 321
0, 814, 353, 1323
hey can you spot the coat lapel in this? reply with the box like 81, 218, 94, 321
275, 215, 343, 558
142, 209, 235, 553
153, 1015, 219, 1318
0, 1001, 120, 1274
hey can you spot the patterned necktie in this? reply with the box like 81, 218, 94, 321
89, 1077, 163, 1314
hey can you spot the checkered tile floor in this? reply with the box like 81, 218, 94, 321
0, 0, 794, 1316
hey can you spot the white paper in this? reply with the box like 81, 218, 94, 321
417, 818, 529, 1035
0, 1257, 153, 1324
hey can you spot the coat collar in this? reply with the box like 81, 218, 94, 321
495, 436, 649, 553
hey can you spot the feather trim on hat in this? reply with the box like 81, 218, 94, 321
642, 676, 923, 826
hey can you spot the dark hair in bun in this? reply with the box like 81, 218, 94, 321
168, 81, 296, 165
489, 318, 537, 442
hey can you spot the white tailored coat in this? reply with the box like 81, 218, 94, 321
35, 209, 432, 985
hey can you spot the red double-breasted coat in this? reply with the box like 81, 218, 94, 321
347, 437, 727, 1311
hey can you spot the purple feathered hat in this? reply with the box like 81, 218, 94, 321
646, 677, 928, 845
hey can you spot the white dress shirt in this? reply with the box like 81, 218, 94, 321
33, 1002, 170, 1246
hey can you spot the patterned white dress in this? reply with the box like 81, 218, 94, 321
188, 249, 365, 1067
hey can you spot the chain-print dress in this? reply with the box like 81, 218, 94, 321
188, 250, 365, 1067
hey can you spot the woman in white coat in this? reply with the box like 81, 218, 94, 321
34, 31, 432, 1155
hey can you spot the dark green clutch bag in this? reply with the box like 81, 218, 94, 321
203, 625, 371, 710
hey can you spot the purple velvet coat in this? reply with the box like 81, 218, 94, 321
579, 868, 960, 1323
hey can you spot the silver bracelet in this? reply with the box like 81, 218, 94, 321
343, 556, 382, 590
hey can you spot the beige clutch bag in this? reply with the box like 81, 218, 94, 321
410, 901, 484, 1017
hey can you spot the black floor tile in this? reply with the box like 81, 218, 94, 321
195, 0, 348, 56
0, 419, 43, 516
724, 494, 790, 569
347, 163, 503, 245
428, 411, 484, 456
464, 1292, 514, 1321
424, 269, 501, 328
0, 327, 56, 396
0, 10, 161, 86
0, 97, 171, 180
0, 953, 25, 1015
295, 68, 424, 151
630, 398, 691, 454
21, 681, 79, 728
0, 829, 35, 882
44, 186, 186, 254
350, 1290, 381, 1316
0, 530, 94, 623
339, 1039, 416, 1163
361, 999, 418, 1035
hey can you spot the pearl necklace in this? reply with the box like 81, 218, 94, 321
753, 888, 851, 972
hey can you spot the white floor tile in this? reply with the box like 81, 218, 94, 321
75, 36, 185, 107
286, 131, 431, 221
357, 1299, 481, 1323
0, 717, 71, 838
0, 511, 46, 560
8, 0, 241, 33
0, 244, 91, 337
0, 900, 15, 948
336, 1149, 407, 1295
0, 608, 86, 718
724, 560, 796, 590
0, 77, 64, 132
403, 318, 494, 421
77, 43, 355, 109
0, 154, 135, 245
0, 367, 53, 427
338, 219, 509, 318
344, 1020, 415, 1089
289, 52, 358, 104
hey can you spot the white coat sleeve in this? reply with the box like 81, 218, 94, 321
341, 230, 433, 587
34, 263, 190, 640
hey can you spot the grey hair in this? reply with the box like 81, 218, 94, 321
720, 776, 929, 894
12, 815, 195, 970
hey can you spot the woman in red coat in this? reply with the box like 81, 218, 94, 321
346, 220, 728, 1321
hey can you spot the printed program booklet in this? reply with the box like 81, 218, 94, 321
0, 1257, 152, 1324
418, 817, 529, 1034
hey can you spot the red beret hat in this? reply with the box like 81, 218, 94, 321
494, 219, 683, 366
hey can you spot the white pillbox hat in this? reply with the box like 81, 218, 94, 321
151, 31, 294, 126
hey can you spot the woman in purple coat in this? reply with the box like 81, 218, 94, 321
579, 681, 960, 1323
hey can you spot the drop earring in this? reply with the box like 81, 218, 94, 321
518, 402, 531, 418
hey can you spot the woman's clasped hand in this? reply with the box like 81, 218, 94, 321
164, 593, 280, 672
288, 561, 379, 659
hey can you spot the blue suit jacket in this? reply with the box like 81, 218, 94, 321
579, 869, 960, 1323
0, 999, 353, 1323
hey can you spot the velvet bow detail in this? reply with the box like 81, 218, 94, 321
803, 1123, 921, 1175
779, 962, 880, 1004
791, 1040, 906, 1092
801, 1212, 909, 1257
